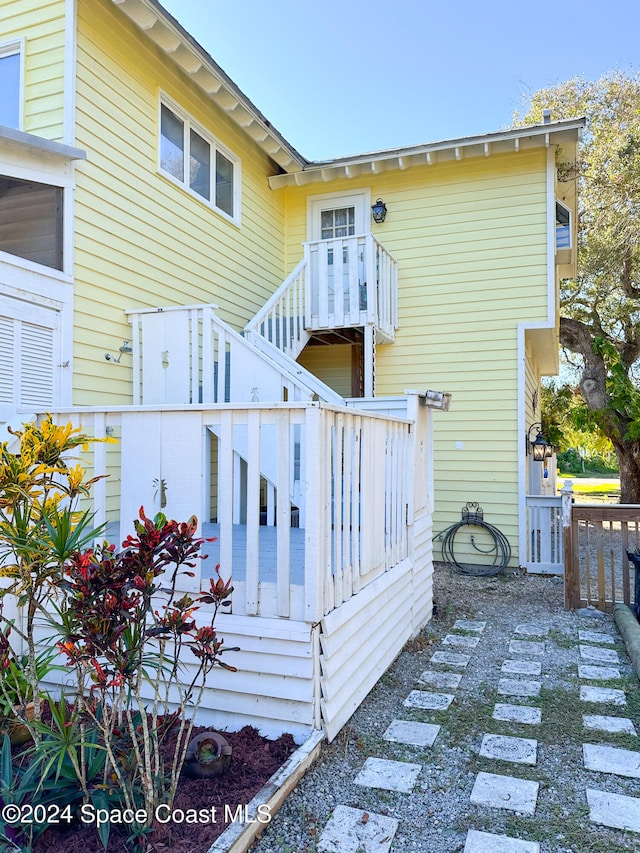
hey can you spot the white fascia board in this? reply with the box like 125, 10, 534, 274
269, 118, 586, 189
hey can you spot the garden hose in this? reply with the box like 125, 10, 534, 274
435, 502, 511, 576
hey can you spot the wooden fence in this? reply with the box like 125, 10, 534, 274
564, 501, 640, 611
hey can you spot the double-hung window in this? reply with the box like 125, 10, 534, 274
0, 41, 22, 130
160, 100, 239, 222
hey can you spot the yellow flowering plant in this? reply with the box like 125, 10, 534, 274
0, 416, 111, 738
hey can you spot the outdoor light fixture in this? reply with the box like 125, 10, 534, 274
526, 422, 550, 462
371, 198, 387, 223
105, 340, 133, 363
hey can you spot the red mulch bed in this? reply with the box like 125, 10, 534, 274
26, 725, 296, 853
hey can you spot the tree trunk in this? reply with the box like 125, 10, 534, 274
612, 438, 640, 503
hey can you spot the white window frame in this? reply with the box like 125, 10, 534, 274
0, 38, 25, 131
555, 199, 572, 251
306, 190, 371, 241
158, 94, 241, 225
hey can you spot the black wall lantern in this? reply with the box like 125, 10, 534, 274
371, 198, 387, 223
526, 422, 550, 462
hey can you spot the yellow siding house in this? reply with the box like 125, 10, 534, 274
0, 0, 582, 740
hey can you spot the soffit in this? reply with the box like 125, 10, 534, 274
111, 0, 307, 173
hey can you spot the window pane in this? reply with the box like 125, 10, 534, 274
190, 129, 210, 200
0, 53, 20, 129
160, 105, 184, 181
215, 150, 234, 216
0, 176, 63, 270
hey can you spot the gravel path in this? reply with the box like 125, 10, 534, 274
250, 566, 640, 853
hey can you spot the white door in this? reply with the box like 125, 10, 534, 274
307, 192, 370, 324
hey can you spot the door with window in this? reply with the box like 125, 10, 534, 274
308, 193, 369, 326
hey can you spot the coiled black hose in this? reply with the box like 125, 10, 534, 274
436, 503, 511, 576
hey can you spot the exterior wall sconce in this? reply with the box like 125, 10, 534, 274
526, 422, 550, 462
105, 340, 133, 362
371, 198, 387, 223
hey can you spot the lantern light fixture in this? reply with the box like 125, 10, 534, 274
371, 198, 387, 223
526, 422, 550, 462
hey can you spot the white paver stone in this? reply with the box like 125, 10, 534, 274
493, 704, 542, 725
583, 743, 640, 778
453, 619, 487, 633
587, 788, 640, 833
578, 631, 616, 646
354, 757, 422, 793
443, 633, 480, 648
580, 644, 619, 664
508, 639, 545, 656
464, 829, 540, 852
383, 719, 440, 747
430, 651, 470, 668
501, 660, 542, 676
480, 734, 537, 765
469, 771, 539, 815
404, 690, 454, 711
583, 715, 637, 736
419, 670, 462, 689
514, 625, 548, 638
317, 805, 399, 853
578, 664, 621, 681
498, 678, 541, 698
580, 685, 626, 706
579, 630, 615, 645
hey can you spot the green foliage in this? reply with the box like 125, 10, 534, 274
517, 72, 640, 498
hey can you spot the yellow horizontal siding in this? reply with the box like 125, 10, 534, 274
73, 0, 286, 404
283, 149, 549, 564
298, 345, 352, 398
0, 0, 66, 139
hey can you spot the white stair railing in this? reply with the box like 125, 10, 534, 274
244, 260, 310, 361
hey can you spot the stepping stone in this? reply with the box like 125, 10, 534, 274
383, 719, 440, 747
583, 714, 637, 736
317, 804, 399, 853
587, 788, 640, 833
514, 624, 548, 637
509, 639, 545, 656
419, 670, 462, 689
464, 829, 540, 852
479, 734, 537, 765
583, 743, 640, 778
354, 757, 422, 793
469, 771, 539, 815
404, 690, 454, 711
443, 634, 480, 648
580, 685, 626, 706
580, 645, 619, 664
498, 678, 541, 698
453, 619, 487, 633
430, 650, 470, 668
493, 703, 542, 726
579, 630, 615, 645
578, 664, 621, 681
502, 660, 542, 676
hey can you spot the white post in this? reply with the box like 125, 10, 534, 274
364, 324, 375, 398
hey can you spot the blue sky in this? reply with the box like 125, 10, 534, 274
161, 0, 640, 161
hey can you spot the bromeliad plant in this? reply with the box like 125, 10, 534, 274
56, 509, 236, 836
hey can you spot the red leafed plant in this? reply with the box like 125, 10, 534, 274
56, 507, 237, 836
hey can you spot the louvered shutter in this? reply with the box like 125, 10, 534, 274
0, 317, 14, 404
20, 322, 54, 406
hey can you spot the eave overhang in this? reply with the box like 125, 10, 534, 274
268, 118, 585, 189
0, 125, 86, 163
111, 0, 307, 173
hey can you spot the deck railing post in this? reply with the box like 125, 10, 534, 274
562, 480, 576, 609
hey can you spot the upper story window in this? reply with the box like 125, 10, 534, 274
159, 99, 239, 222
0, 41, 22, 130
555, 200, 572, 250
